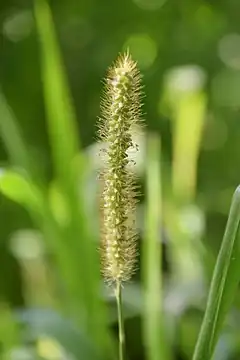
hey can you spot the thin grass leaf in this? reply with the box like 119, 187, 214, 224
0, 98, 83, 315
33, 0, 88, 289
142, 134, 171, 360
0, 93, 32, 174
172, 92, 206, 202
34, 0, 79, 182
0, 169, 87, 321
34, 1, 112, 355
163, 68, 207, 295
0, 170, 42, 211
193, 186, 240, 360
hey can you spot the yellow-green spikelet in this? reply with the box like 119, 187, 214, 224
98, 52, 143, 283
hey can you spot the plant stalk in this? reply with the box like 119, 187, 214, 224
115, 281, 125, 360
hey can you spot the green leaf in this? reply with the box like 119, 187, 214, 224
33, 1, 113, 356
193, 186, 240, 360
142, 134, 172, 360
34, 0, 79, 182
0, 170, 41, 211
0, 93, 33, 175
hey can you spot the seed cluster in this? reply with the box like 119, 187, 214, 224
98, 53, 143, 283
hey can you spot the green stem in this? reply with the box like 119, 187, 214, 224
192, 185, 240, 360
115, 281, 125, 360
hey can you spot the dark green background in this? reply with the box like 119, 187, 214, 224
1, 0, 240, 359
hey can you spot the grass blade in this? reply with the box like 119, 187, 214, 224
34, 0, 92, 308
34, 0, 79, 181
0, 93, 32, 174
172, 91, 206, 202
34, 1, 112, 355
193, 186, 240, 360
142, 134, 171, 360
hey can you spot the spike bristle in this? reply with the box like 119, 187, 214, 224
98, 52, 143, 283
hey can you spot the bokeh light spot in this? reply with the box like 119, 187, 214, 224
6, 347, 36, 360
133, 0, 167, 11
178, 205, 205, 237
3, 10, 33, 42
37, 337, 67, 359
10, 230, 45, 260
123, 34, 157, 69
165, 65, 207, 93
218, 33, 240, 70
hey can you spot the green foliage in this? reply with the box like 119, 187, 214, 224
142, 134, 171, 360
1, 0, 240, 359
193, 186, 240, 360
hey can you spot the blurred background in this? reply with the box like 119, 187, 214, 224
1, 0, 240, 359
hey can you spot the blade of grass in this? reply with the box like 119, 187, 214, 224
34, 0, 112, 355
0, 93, 32, 174
172, 91, 206, 202
0, 94, 85, 321
193, 186, 240, 360
33, 0, 88, 288
0, 94, 86, 313
163, 68, 206, 296
142, 134, 171, 360
0, 93, 89, 322
34, 0, 78, 181
0, 169, 91, 320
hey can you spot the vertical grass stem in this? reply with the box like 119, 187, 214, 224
115, 281, 125, 360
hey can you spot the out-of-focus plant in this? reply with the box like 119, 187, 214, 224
193, 186, 240, 360
0, 0, 112, 358
1, 0, 240, 359
160, 65, 207, 308
96, 52, 143, 360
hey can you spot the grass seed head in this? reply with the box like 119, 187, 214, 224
98, 52, 144, 284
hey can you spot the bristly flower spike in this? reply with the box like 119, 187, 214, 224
98, 51, 144, 284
